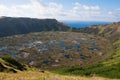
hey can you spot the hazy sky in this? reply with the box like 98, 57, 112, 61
0, 0, 120, 21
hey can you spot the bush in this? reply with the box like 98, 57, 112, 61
0, 56, 26, 71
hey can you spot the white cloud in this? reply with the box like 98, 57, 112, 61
0, 0, 119, 21
91, 6, 100, 10
104, 9, 120, 21
111, 9, 120, 20
108, 11, 112, 15
73, 2, 100, 11
82, 5, 100, 10
0, 0, 63, 18
83, 5, 90, 10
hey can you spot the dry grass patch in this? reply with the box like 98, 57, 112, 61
0, 71, 112, 80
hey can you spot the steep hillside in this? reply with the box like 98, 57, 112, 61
79, 22, 120, 63
79, 22, 120, 41
0, 17, 70, 37
0, 32, 112, 69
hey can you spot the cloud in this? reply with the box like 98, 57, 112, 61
111, 9, 120, 20
69, 2, 102, 20
104, 9, 120, 21
90, 6, 100, 10
0, 0, 63, 18
73, 2, 100, 11
0, 0, 119, 21
108, 11, 112, 15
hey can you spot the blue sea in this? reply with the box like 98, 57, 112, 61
62, 21, 112, 28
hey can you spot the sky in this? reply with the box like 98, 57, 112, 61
0, 0, 120, 22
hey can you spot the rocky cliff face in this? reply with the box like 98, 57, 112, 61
0, 17, 70, 37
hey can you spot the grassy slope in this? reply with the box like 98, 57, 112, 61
51, 44, 120, 79
51, 39, 120, 79
0, 58, 113, 80
52, 61, 120, 78
0, 71, 113, 80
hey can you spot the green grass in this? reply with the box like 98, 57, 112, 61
52, 62, 120, 79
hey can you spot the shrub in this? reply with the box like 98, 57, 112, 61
0, 56, 26, 71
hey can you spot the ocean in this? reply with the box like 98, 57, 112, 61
62, 21, 112, 28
